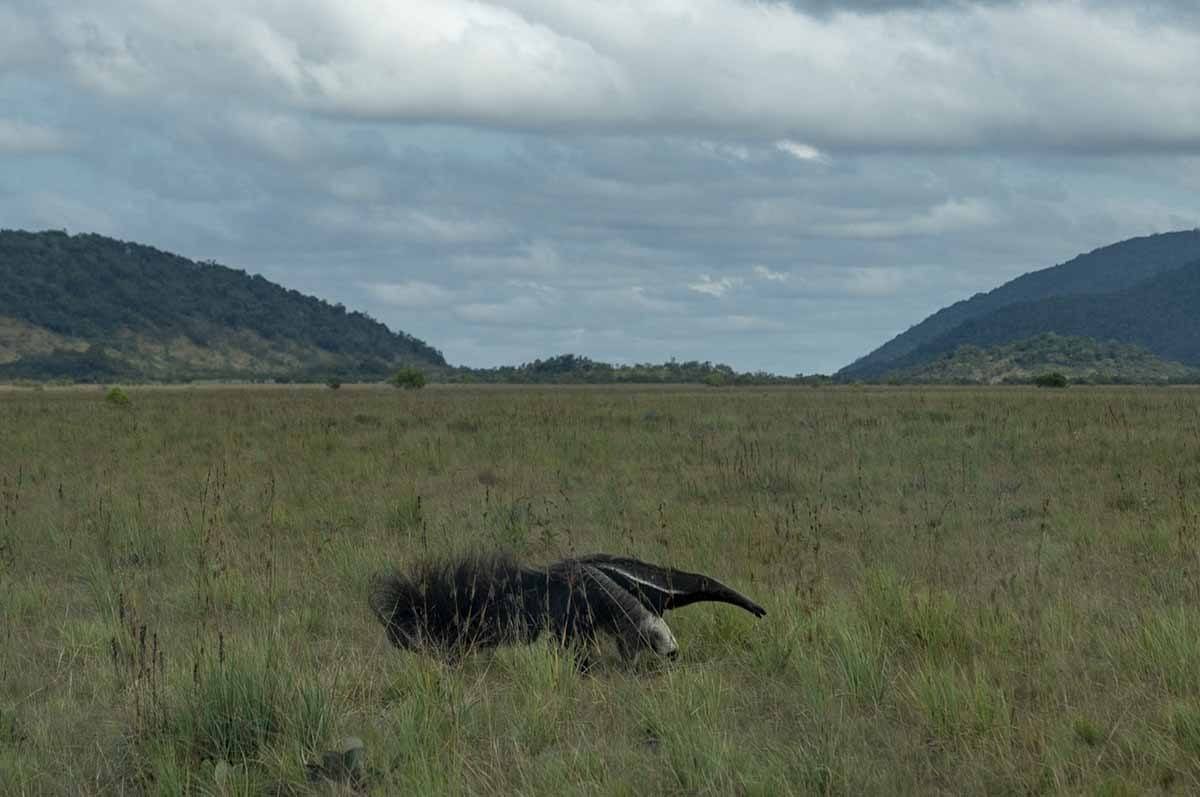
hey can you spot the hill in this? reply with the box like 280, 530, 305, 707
874, 258, 1200, 379
839, 229, 1200, 380
0, 230, 445, 382
884, 333, 1200, 385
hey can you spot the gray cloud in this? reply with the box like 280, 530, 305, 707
2, 1, 1199, 374
785, 0, 1200, 21
0, 120, 73, 153
6, 1, 1200, 152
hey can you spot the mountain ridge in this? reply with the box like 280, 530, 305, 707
876, 257, 1200, 375
839, 229, 1200, 379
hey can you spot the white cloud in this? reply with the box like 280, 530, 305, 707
0, 120, 72, 154
753, 265, 789, 282
842, 267, 908, 297
227, 110, 314, 163
775, 140, 828, 163
505, 279, 562, 302
624, 286, 685, 314
706, 314, 788, 333
695, 140, 753, 161
53, 12, 154, 96
25, 191, 117, 236
447, 276, 567, 327
455, 295, 545, 325
452, 240, 563, 276
8, 1, 1200, 151
812, 198, 996, 239
310, 204, 511, 244
0, 7, 46, 69
688, 274, 743, 297
363, 280, 455, 307
216, 2, 1188, 153
326, 168, 386, 202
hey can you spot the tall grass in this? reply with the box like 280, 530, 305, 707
3, 383, 1200, 793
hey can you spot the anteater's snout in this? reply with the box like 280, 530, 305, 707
640, 615, 679, 658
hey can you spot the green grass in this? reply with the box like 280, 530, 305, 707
3, 382, 1200, 793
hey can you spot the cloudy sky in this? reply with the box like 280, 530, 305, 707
3, 0, 1199, 374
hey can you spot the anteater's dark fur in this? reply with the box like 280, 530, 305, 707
371, 551, 765, 663
369, 553, 616, 658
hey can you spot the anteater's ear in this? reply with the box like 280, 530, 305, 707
576, 555, 766, 618
574, 563, 679, 659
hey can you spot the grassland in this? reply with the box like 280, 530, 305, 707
3, 383, 1200, 794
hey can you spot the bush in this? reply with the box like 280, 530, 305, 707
1033, 372, 1069, 389
389, 367, 427, 390
703, 372, 728, 388
105, 387, 131, 407
144, 649, 334, 780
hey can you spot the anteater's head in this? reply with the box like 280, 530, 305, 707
634, 614, 679, 659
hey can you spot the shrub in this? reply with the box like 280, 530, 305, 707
1033, 372, 1069, 388
703, 372, 728, 388
146, 650, 334, 776
105, 387, 131, 407
389, 367, 427, 390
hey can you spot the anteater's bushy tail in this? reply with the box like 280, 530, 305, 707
369, 552, 539, 655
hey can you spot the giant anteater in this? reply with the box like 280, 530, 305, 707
370, 552, 766, 663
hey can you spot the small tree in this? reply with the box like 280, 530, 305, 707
389, 367, 427, 390
105, 386, 131, 407
1033, 372, 1069, 389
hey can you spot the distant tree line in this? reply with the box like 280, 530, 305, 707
443, 354, 826, 386
0, 347, 136, 383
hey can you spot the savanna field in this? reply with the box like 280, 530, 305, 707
4, 384, 1200, 795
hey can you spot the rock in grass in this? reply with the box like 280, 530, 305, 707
306, 736, 366, 789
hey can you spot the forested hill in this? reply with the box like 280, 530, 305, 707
839, 229, 1200, 379
0, 230, 445, 382
877, 258, 1200, 374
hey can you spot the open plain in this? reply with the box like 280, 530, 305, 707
3, 384, 1200, 794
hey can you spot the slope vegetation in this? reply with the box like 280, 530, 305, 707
886, 333, 1200, 385
0, 230, 444, 381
